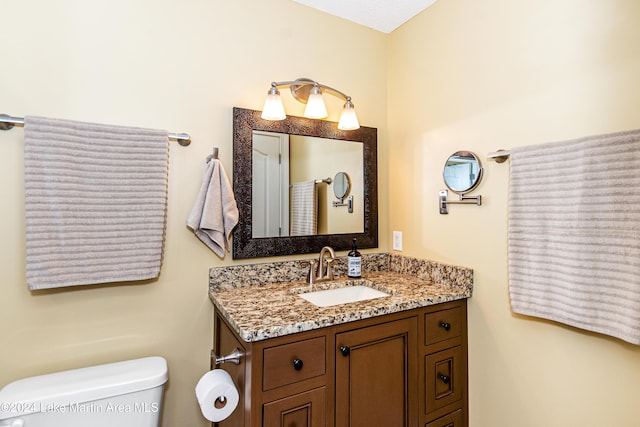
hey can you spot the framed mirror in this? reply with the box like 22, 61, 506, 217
232, 107, 378, 259
443, 151, 483, 194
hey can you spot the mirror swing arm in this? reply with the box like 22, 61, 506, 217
333, 195, 354, 213
439, 190, 481, 214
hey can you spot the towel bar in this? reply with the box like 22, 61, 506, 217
487, 150, 510, 163
0, 113, 192, 146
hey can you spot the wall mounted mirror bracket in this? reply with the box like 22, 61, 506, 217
439, 150, 483, 215
331, 171, 353, 213
439, 190, 481, 214
333, 195, 354, 213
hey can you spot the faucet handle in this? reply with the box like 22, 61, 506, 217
306, 260, 317, 284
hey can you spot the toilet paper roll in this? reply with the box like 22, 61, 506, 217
195, 369, 239, 422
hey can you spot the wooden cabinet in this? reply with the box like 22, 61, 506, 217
213, 318, 330, 427
421, 303, 468, 426
335, 317, 418, 427
213, 299, 467, 427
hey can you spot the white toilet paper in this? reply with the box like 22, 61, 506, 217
195, 369, 239, 422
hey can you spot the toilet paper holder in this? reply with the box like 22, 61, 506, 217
211, 348, 243, 366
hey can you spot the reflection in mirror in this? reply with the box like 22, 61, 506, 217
252, 133, 364, 238
443, 151, 483, 194
333, 172, 351, 200
233, 108, 378, 259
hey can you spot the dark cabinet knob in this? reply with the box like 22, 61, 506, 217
293, 358, 304, 371
340, 346, 350, 356
440, 321, 451, 331
438, 374, 450, 384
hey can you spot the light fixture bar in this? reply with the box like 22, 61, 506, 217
260, 78, 360, 130
271, 79, 352, 103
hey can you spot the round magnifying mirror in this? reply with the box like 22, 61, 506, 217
443, 151, 483, 194
333, 172, 351, 200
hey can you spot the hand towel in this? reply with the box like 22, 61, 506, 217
508, 128, 640, 345
290, 180, 318, 236
187, 151, 239, 257
24, 116, 169, 290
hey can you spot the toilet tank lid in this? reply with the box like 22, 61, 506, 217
0, 356, 168, 420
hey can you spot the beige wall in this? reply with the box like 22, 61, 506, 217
389, 0, 640, 426
290, 135, 364, 234
0, 1, 388, 426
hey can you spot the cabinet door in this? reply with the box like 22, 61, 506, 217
336, 317, 417, 427
425, 409, 463, 427
263, 387, 326, 427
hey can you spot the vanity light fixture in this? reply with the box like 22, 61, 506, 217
261, 78, 360, 130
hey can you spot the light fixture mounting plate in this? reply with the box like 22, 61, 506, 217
290, 77, 315, 104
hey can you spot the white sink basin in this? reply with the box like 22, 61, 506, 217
298, 285, 391, 307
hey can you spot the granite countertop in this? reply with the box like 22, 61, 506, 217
209, 254, 473, 342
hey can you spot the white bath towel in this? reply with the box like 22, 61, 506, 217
187, 151, 238, 257
508, 128, 640, 345
290, 180, 318, 236
24, 116, 170, 290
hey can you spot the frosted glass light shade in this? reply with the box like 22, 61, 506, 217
304, 86, 328, 119
261, 88, 286, 121
338, 100, 360, 130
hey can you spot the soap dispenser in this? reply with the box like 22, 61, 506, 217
347, 238, 361, 278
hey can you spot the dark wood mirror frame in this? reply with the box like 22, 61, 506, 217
232, 107, 378, 259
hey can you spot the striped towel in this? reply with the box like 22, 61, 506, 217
187, 155, 239, 257
24, 116, 169, 290
508, 128, 640, 345
290, 180, 318, 236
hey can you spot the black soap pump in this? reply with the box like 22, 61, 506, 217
347, 238, 362, 278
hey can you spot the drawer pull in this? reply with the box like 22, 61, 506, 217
292, 358, 304, 371
339, 346, 350, 356
438, 374, 450, 384
440, 321, 451, 331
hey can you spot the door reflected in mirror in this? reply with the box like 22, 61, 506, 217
252, 131, 364, 238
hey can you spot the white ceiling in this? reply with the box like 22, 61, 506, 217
293, 0, 437, 34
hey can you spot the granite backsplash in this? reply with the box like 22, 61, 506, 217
209, 253, 473, 293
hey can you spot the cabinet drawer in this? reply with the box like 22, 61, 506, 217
425, 409, 463, 427
425, 346, 462, 413
263, 386, 326, 427
263, 336, 326, 391
425, 306, 462, 345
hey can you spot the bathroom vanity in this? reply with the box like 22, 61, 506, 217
209, 254, 472, 427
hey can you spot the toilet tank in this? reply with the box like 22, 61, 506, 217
0, 356, 168, 427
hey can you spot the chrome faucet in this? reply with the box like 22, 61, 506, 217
307, 246, 337, 284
